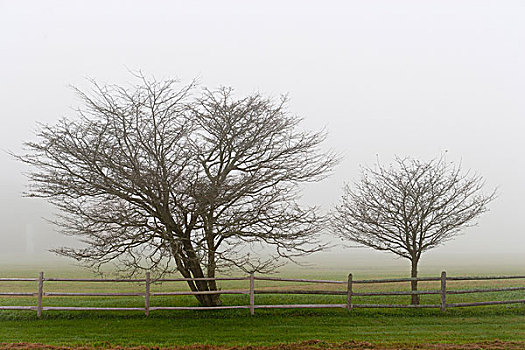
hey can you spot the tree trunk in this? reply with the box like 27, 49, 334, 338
410, 259, 420, 305
206, 249, 222, 306
175, 239, 222, 307
173, 261, 218, 307
183, 272, 221, 306
184, 260, 222, 307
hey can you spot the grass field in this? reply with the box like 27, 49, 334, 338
0, 265, 523, 348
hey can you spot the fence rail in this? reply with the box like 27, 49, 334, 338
0, 271, 523, 317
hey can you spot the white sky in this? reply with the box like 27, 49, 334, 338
0, 0, 523, 270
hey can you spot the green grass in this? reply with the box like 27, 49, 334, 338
0, 265, 523, 347
0, 306, 523, 346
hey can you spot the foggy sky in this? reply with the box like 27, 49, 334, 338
0, 0, 523, 269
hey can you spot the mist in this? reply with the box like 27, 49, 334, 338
0, 1, 523, 271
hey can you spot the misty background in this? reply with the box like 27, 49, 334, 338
0, 1, 523, 272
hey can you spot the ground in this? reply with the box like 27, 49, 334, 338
0, 264, 523, 349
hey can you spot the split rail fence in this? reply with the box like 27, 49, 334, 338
0, 272, 524, 317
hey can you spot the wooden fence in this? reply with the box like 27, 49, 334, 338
0, 272, 524, 317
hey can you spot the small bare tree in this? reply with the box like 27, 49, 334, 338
332, 156, 495, 305
16, 76, 338, 306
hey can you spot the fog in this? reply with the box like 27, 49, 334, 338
0, 1, 523, 271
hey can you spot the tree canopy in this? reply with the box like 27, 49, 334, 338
332, 156, 495, 304
17, 76, 338, 306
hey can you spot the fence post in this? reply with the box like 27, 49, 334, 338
440, 271, 447, 312
346, 273, 353, 311
145, 272, 150, 316
37, 271, 44, 318
249, 272, 255, 315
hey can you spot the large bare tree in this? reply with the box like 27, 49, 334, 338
17, 76, 338, 306
332, 156, 495, 305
